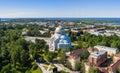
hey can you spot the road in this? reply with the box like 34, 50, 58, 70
24, 36, 50, 45
36, 63, 47, 73
36, 62, 52, 73
37, 62, 79, 73
54, 63, 79, 73
24, 36, 75, 46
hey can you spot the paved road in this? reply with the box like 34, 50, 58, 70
54, 64, 63, 71
36, 62, 52, 73
24, 36, 50, 45
54, 63, 79, 73
37, 62, 79, 73
25, 36, 76, 46
47, 64, 52, 71
36, 63, 47, 73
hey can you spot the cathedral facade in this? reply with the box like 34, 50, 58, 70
49, 26, 71, 51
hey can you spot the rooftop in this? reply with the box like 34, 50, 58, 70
91, 50, 107, 58
68, 49, 86, 59
115, 54, 120, 58
108, 60, 120, 72
94, 45, 118, 51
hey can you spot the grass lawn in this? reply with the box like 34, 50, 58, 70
31, 62, 42, 73
40, 53, 48, 62
32, 67, 42, 73
59, 70, 69, 73
43, 64, 55, 71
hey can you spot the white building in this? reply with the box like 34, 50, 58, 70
49, 25, 71, 51
94, 45, 119, 56
89, 29, 104, 36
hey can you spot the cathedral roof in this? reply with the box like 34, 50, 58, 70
55, 25, 65, 34
51, 25, 71, 44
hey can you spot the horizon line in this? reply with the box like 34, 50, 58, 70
1, 17, 120, 18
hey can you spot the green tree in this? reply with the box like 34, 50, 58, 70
45, 51, 57, 62
35, 39, 46, 51
58, 49, 66, 64
81, 62, 85, 73
29, 47, 38, 60
89, 67, 99, 73
75, 61, 81, 71
66, 61, 72, 69
117, 66, 120, 73
1, 64, 12, 73
82, 42, 89, 48
0, 47, 9, 59
6, 30, 21, 41
111, 41, 117, 48
20, 50, 29, 66
10, 46, 22, 66
79, 50, 90, 61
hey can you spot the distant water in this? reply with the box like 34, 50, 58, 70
1, 18, 120, 20
39, 18, 118, 20
1, 18, 120, 25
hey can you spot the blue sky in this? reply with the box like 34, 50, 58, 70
0, 0, 120, 18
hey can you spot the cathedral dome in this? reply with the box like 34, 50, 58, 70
55, 25, 65, 34
60, 35, 66, 39
49, 25, 71, 51
64, 40, 69, 43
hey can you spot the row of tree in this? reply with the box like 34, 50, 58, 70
68, 30, 120, 50
0, 24, 48, 73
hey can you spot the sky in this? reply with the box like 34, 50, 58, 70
0, 0, 120, 18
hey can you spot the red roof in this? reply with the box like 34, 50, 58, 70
109, 60, 120, 72
115, 54, 120, 58
98, 67, 108, 73
68, 49, 86, 59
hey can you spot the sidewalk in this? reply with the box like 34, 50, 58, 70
36, 62, 52, 73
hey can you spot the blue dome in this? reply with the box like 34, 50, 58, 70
60, 35, 67, 39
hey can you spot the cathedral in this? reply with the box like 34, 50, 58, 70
49, 25, 71, 51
